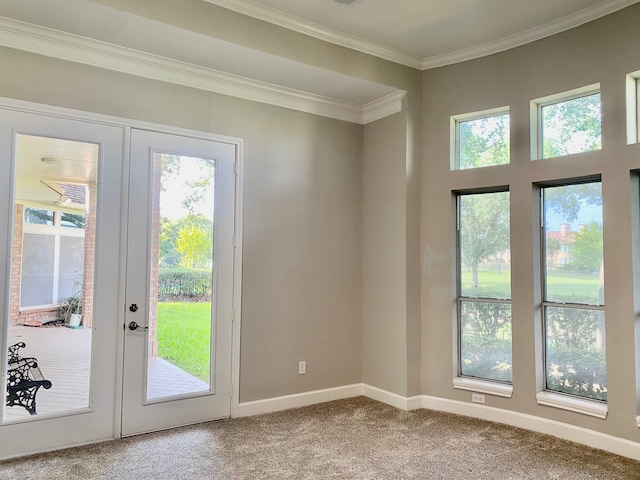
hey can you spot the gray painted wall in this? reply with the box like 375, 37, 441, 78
422, 4, 640, 441
0, 47, 365, 403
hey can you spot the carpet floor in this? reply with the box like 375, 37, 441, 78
1, 396, 640, 479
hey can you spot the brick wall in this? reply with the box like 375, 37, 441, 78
148, 155, 161, 357
81, 183, 97, 328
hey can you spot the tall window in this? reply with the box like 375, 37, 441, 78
542, 182, 606, 401
20, 206, 85, 308
453, 108, 510, 170
457, 191, 512, 383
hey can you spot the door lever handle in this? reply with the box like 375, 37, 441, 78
128, 321, 148, 331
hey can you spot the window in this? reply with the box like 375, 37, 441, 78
457, 191, 512, 384
532, 85, 601, 159
625, 71, 640, 144
541, 182, 606, 402
20, 207, 85, 308
452, 108, 510, 170
24, 207, 54, 226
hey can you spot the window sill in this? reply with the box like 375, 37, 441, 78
536, 391, 607, 419
453, 377, 513, 398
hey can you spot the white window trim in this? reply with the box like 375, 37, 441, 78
626, 71, 640, 145
537, 391, 607, 419
450, 105, 510, 170
453, 376, 513, 398
530, 83, 600, 160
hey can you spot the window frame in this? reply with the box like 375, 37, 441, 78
454, 189, 513, 394
530, 83, 601, 160
537, 180, 608, 417
450, 106, 510, 171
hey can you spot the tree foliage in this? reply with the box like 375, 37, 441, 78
459, 192, 510, 291
542, 93, 601, 158
570, 223, 603, 274
160, 214, 213, 268
459, 114, 509, 169
460, 301, 512, 382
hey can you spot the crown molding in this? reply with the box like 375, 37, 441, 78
0, 16, 401, 125
422, 0, 640, 69
362, 91, 405, 124
203, 0, 423, 69
204, 0, 639, 71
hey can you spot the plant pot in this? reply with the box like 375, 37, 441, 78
68, 313, 82, 327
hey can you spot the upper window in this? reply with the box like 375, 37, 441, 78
457, 191, 512, 383
541, 181, 606, 402
532, 85, 601, 159
452, 108, 510, 170
24, 207, 54, 226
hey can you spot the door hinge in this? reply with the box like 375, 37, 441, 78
231, 308, 236, 323
232, 235, 237, 248
229, 385, 233, 398
233, 161, 238, 175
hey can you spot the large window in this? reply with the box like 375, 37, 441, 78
457, 191, 512, 383
20, 206, 85, 308
452, 108, 510, 170
541, 182, 606, 402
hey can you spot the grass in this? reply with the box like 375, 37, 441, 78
156, 302, 211, 382
461, 269, 601, 301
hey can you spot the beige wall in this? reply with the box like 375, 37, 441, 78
422, 4, 640, 441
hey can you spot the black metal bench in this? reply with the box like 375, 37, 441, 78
6, 342, 52, 415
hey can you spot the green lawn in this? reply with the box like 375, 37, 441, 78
461, 269, 601, 302
156, 302, 211, 382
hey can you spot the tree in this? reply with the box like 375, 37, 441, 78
176, 221, 212, 269
542, 93, 601, 158
161, 154, 215, 215
161, 214, 213, 268
570, 223, 603, 273
459, 192, 510, 289
459, 115, 509, 169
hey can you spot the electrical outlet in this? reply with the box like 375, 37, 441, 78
298, 361, 306, 375
471, 393, 485, 404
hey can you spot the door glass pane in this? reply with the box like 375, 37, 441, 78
4, 134, 98, 422
147, 153, 214, 400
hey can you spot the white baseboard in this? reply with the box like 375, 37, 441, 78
237, 384, 363, 417
422, 395, 640, 462
361, 384, 422, 411
238, 384, 640, 462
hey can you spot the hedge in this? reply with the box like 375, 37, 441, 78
158, 268, 212, 301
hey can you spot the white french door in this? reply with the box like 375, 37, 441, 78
0, 110, 124, 458
121, 129, 236, 436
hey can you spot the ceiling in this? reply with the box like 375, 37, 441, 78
0, 0, 636, 124
205, 0, 640, 68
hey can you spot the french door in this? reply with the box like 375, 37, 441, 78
121, 129, 236, 436
0, 110, 124, 458
0, 106, 239, 458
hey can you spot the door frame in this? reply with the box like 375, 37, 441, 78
0, 96, 244, 452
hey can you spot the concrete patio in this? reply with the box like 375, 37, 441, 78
4, 325, 208, 422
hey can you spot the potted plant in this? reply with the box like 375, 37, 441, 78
58, 274, 83, 328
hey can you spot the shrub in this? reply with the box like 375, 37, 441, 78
158, 268, 212, 301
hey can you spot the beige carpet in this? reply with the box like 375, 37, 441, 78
2, 397, 640, 479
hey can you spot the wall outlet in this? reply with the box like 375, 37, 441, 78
471, 393, 485, 404
298, 361, 306, 375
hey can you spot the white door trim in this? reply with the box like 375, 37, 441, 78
0, 95, 244, 438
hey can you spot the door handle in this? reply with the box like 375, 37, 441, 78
128, 321, 148, 331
